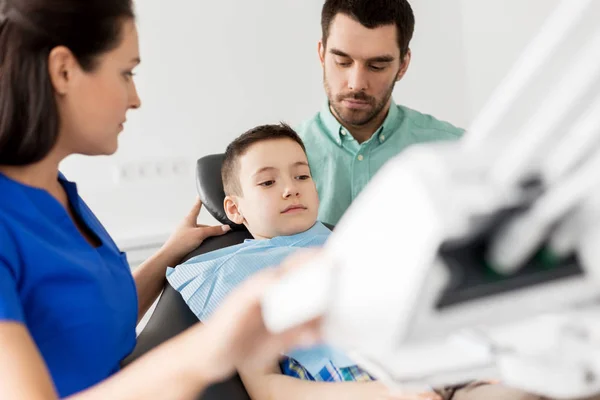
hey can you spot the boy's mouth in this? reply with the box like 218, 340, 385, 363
281, 204, 307, 214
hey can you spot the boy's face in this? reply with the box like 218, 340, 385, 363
224, 139, 319, 240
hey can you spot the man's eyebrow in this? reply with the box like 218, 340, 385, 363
329, 48, 395, 63
367, 55, 395, 63
330, 48, 351, 58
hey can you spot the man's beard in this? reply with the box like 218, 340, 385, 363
324, 73, 397, 127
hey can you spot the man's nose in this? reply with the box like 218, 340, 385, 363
347, 65, 368, 92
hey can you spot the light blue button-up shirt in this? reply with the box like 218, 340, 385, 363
166, 222, 356, 375
298, 100, 464, 225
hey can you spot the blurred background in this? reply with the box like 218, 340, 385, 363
59, 0, 561, 268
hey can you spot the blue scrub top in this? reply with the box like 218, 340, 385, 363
0, 172, 138, 397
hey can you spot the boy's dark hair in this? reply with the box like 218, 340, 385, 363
0, 0, 135, 165
222, 123, 306, 196
321, 0, 415, 58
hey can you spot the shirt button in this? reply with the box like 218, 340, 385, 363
380, 135, 385, 142
341, 129, 347, 136
357, 155, 364, 161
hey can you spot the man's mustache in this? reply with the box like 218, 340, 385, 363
337, 92, 374, 103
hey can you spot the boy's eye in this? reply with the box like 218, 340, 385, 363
123, 71, 136, 80
296, 175, 311, 181
259, 180, 275, 187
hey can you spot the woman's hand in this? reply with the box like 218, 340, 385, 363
159, 198, 231, 265
197, 251, 323, 383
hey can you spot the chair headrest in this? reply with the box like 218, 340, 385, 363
195, 154, 246, 230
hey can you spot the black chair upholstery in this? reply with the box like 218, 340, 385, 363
123, 230, 253, 400
123, 154, 252, 399
195, 154, 245, 230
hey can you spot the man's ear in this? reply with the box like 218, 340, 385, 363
224, 196, 244, 224
318, 40, 325, 66
396, 49, 412, 82
48, 46, 79, 96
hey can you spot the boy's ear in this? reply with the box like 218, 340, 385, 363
224, 196, 244, 224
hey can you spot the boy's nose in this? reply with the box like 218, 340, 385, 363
283, 185, 300, 198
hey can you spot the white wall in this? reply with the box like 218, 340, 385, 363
397, 0, 469, 128
459, 0, 561, 122
60, 0, 471, 260
62, 0, 325, 258
60, 0, 580, 262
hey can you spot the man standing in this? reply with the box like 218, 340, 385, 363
299, 0, 463, 226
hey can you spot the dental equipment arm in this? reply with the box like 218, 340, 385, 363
261, 0, 600, 398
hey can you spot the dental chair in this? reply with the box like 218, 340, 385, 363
123, 154, 253, 400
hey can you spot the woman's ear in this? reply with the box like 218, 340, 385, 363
48, 45, 78, 95
224, 196, 244, 224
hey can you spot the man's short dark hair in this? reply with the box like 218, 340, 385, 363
222, 123, 307, 196
321, 0, 415, 58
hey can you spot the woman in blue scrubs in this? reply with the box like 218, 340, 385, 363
0, 0, 319, 398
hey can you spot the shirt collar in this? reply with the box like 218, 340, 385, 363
244, 221, 331, 245
274, 221, 330, 244
319, 98, 400, 147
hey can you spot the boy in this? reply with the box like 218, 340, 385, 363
167, 123, 442, 400
167, 123, 330, 321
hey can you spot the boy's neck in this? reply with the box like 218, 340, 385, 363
249, 222, 318, 240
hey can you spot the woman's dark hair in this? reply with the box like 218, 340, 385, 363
0, 0, 135, 165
